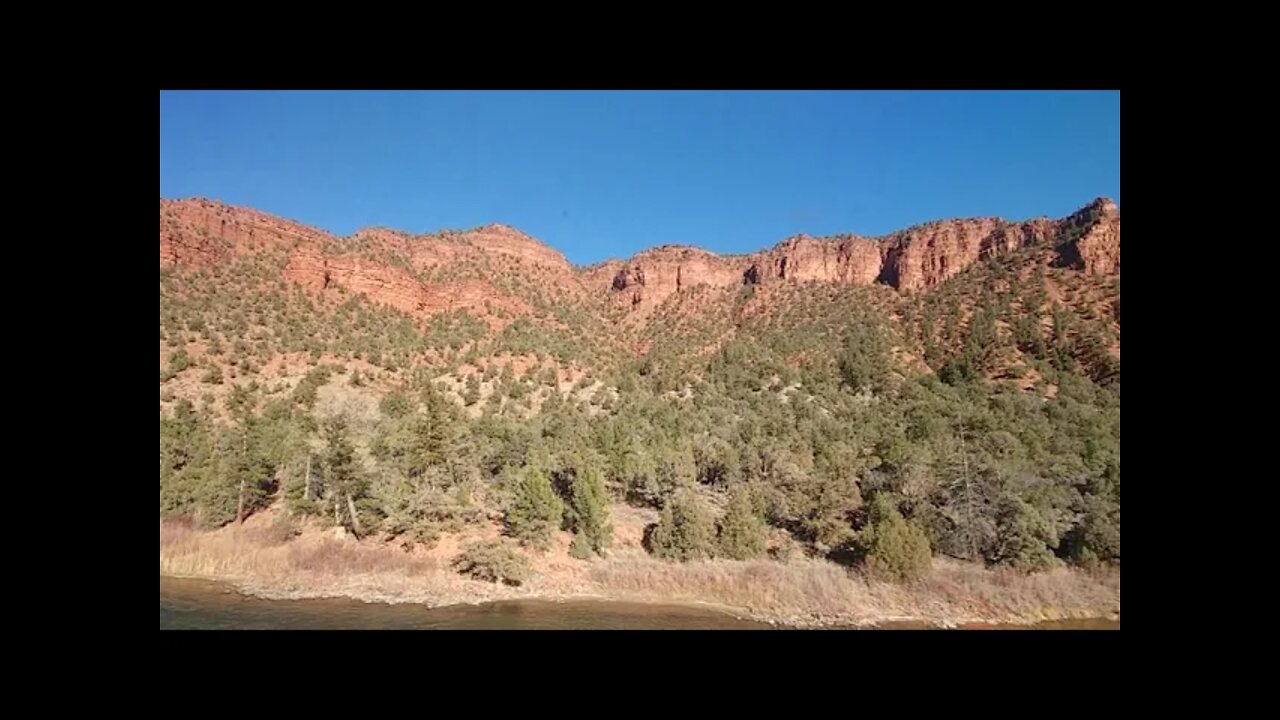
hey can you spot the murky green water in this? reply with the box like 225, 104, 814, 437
160, 576, 1118, 630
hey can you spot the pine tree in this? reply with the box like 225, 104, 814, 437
649, 491, 715, 562
324, 415, 367, 537
227, 420, 276, 524
860, 495, 933, 582
379, 391, 412, 419
567, 465, 612, 556
717, 486, 767, 560
963, 306, 999, 373
409, 384, 461, 481
838, 318, 892, 393
464, 374, 482, 406
505, 466, 563, 549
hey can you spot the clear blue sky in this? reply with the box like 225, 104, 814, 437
160, 90, 1119, 266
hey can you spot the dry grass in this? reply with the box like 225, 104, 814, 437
589, 557, 885, 623
589, 556, 1118, 626
159, 515, 437, 589
160, 512, 1119, 626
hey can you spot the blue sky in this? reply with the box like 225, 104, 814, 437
160, 91, 1119, 266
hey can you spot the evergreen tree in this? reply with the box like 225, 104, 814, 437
324, 415, 368, 536
567, 465, 612, 557
505, 466, 563, 549
229, 419, 278, 524
860, 494, 933, 582
717, 486, 767, 560
649, 491, 715, 562
838, 319, 892, 393
463, 374, 482, 406
1014, 314, 1048, 359
408, 384, 461, 481
379, 391, 412, 419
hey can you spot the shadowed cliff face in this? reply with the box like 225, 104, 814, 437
161, 196, 1119, 325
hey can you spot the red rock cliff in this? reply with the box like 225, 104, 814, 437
160, 198, 337, 266
162, 196, 1119, 327
161, 198, 560, 327
604, 245, 742, 314
1064, 198, 1120, 275
605, 197, 1120, 299
747, 234, 883, 286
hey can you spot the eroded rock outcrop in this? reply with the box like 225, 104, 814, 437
1068, 198, 1121, 275
283, 250, 425, 315
160, 197, 336, 267
162, 195, 1119, 333
605, 197, 1119, 299
612, 264, 646, 291
880, 217, 1008, 292
981, 217, 1056, 258
160, 198, 564, 327
750, 234, 883, 286
602, 246, 742, 315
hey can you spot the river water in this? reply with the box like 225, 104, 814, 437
160, 576, 1118, 630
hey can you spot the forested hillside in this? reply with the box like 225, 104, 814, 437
160, 196, 1120, 593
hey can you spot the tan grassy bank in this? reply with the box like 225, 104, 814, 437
159, 510, 1119, 628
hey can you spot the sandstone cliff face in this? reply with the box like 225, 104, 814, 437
284, 248, 426, 316
162, 195, 1119, 331
582, 260, 626, 293
603, 245, 742, 314
283, 246, 529, 329
159, 220, 232, 266
748, 234, 883, 286
879, 217, 1007, 292
161, 199, 558, 327
1067, 198, 1121, 275
160, 198, 338, 267
350, 226, 473, 273
982, 217, 1056, 257
741, 216, 1052, 294
603, 197, 1119, 300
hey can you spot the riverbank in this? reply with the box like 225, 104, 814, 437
159, 510, 1120, 629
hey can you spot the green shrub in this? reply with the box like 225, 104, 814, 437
569, 532, 593, 560
648, 492, 715, 562
451, 540, 531, 585
168, 348, 192, 374
859, 495, 932, 582
379, 391, 412, 418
